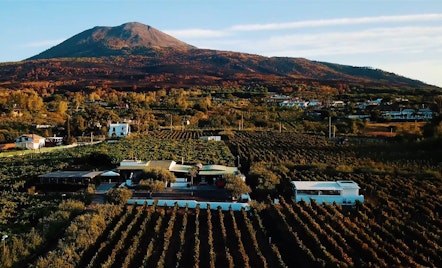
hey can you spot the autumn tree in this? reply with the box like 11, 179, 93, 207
105, 188, 133, 205
248, 162, 279, 193
224, 174, 251, 199
72, 92, 85, 111
140, 168, 176, 183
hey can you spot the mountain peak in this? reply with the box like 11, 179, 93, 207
28, 22, 195, 59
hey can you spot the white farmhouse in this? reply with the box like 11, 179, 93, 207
15, 134, 45, 150
108, 123, 131, 138
291, 180, 364, 205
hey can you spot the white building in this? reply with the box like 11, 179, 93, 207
108, 123, 131, 138
291, 180, 364, 205
200, 136, 221, 141
15, 134, 45, 150
381, 108, 433, 121
279, 100, 309, 109
330, 100, 345, 108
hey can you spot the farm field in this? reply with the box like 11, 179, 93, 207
0, 130, 441, 267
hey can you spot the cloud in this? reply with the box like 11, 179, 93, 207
241, 26, 442, 57
22, 39, 65, 48
229, 13, 442, 31
164, 29, 228, 39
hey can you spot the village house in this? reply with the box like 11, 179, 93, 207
108, 123, 131, 138
15, 134, 45, 150
279, 100, 309, 109
381, 108, 433, 121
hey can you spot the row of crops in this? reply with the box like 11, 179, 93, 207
225, 131, 442, 266
29, 197, 440, 267
1, 130, 441, 267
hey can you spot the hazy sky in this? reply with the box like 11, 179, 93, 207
1, 0, 441, 87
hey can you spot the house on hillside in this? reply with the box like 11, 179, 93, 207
15, 134, 45, 150
381, 108, 433, 121
108, 123, 131, 138
291, 180, 364, 205
330, 100, 345, 108
279, 100, 309, 109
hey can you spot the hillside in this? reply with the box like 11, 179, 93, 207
28, 22, 195, 59
0, 22, 439, 93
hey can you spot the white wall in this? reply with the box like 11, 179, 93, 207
127, 199, 250, 211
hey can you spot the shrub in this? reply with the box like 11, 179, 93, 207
105, 188, 133, 205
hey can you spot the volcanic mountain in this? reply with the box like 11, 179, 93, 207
29, 22, 195, 59
0, 22, 438, 92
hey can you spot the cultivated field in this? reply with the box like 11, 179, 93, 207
0, 130, 441, 267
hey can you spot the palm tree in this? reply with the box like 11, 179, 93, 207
188, 165, 199, 196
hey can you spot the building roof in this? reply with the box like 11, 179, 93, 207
119, 160, 149, 167
169, 164, 192, 173
199, 166, 238, 176
17, 134, 45, 142
200, 165, 228, 171
147, 160, 176, 170
101, 171, 121, 177
109, 123, 129, 127
117, 159, 239, 176
291, 180, 360, 191
38, 171, 103, 179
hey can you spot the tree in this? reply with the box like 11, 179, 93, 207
57, 100, 68, 115
138, 179, 165, 192
105, 188, 132, 205
140, 168, 176, 183
72, 92, 85, 111
224, 174, 251, 199
74, 115, 87, 134
188, 166, 199, 187
248, 162, 279, 191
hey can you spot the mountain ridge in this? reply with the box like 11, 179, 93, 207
0, 22, 438, 92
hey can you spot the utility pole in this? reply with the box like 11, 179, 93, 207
329, 116, 332, 139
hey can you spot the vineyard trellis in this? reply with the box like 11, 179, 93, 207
1, 130, 441, 267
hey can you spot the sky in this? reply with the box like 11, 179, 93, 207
1, 0, 442, 87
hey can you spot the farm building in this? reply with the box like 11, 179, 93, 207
199, 136, 221, 141
117, 159, 241, 185
117, 160, 178, 180
291, 180, 364, 205
38, 171, 104, 185
108, 123, 131, 138
15, 134, 45, 150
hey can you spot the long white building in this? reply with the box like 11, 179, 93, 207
291, 180, 364, 205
